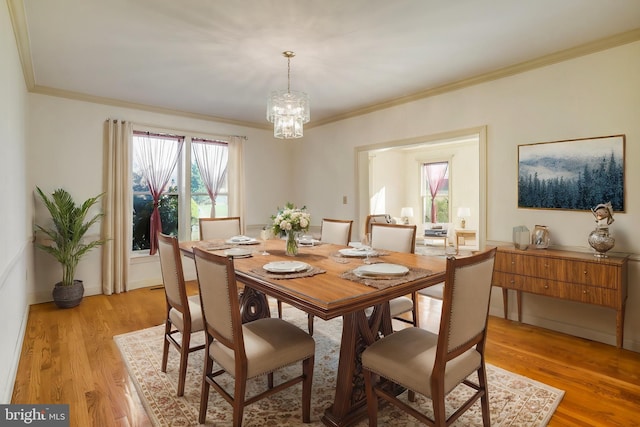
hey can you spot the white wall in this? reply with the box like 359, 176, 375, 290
296, 41, 640, 350
27, 95, 290, 296
0, 1, 30, 403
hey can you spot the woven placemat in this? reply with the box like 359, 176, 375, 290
340, 266, 435, 290
330, 250, 390, 259
192, 242, 235, 251
249, 266, 326, 280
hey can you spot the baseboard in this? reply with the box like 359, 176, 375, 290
489, 304, 640, 352
2, 306, 29, 403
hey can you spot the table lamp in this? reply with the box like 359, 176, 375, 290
400, 207, 414, 224
457, 207, 471, 229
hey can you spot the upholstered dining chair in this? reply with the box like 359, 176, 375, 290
369, 222, 419, 326
199, 216, 242, 240
320, 218, 353, 245
362, 248, 497, 427
192, 247, 316, 426
157, 232, 205, 397
364, 214, 396, 237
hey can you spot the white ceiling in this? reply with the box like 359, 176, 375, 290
13, 0, 640, 129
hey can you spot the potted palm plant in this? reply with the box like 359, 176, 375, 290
35, 187, 107, 308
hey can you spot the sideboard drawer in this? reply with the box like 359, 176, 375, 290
566, 261, 619, 289
492, 271, 525, 289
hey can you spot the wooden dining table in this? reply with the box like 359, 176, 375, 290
180, 238, 447, 427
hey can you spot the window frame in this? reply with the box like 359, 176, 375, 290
421, 159, 451, 224
131, 127, 230, 254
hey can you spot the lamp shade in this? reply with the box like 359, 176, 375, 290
457, 207, 471, 218
400, 207, 414, 218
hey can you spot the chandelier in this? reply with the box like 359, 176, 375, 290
266, 51, 310, 139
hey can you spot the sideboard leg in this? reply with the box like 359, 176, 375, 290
502, 288, 509, 319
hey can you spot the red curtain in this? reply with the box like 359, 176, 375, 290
424, 162, 448, 223
134, 132, 184, 255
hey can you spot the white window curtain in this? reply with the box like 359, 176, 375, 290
134, 132, 184, 255
192, 138, 228, 217
103, 119, 133, 295
227, 136, 246, 232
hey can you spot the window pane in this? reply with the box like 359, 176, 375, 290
190, 139, 229, 233
423, 162, 450, 223
132, 133, 182, 251
132, 194, 179, 250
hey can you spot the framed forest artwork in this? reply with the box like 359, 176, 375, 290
518, 135, 625, 212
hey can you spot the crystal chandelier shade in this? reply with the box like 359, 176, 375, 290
266, 51, 310, 139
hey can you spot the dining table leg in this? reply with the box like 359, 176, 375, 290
321, 303, 393, 427
238, 285, 271, 323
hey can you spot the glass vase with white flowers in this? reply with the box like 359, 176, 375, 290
271, 202, 311, 256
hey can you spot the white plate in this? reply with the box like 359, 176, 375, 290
339, 247, 378, 257
299, 238, 320, 246
263, 261, 310, 273
226, 236, 258, 245
224, 248, 253, 258
353, 263, 409, 278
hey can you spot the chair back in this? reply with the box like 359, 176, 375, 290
157, 233, 189, 313
199, 217, 241, 240
193, 247, 244, 355
320, 218, 353, 245
437, 248, 496, 357
364, 214, 395, 236
370, 223, 416, 253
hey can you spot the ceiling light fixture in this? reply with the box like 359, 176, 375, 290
266, 51, 310, 139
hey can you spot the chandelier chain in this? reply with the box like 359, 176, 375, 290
287, 55, 291, 93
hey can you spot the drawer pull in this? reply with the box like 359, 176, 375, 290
544, 285, 549, 289
583, 289, 589, 294
583, 270, 588, 275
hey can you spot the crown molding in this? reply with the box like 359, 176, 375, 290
7, 0, 35, 89
30, 85, 271, 130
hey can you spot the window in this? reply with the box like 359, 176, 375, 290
131, 131, 229, 252
422, 161, 449, 223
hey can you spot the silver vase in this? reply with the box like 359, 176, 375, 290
588, 227, 615, 258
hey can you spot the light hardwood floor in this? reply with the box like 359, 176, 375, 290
11, 283, 640, 427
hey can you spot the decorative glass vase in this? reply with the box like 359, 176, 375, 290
285, 231, 299, 256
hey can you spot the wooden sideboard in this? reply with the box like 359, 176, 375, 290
492, 246, 629, 348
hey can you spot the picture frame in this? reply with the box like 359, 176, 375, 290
518, 135, 625, 212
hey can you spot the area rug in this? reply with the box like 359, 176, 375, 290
114, 306, 564, 426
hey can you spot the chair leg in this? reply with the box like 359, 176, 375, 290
268, 372, 274, 389
478, 362, 491, 427
307, 314, 314, 335
176, 330, 190, 396
198, 351, 213, 424
431, 381, 447, 426
233, 375, 247, 427
161, 320, 171, 373
277, 300, 283, 318
302, 356, 314, 423
363, 368, 378, 427
411, 291, 420, 327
